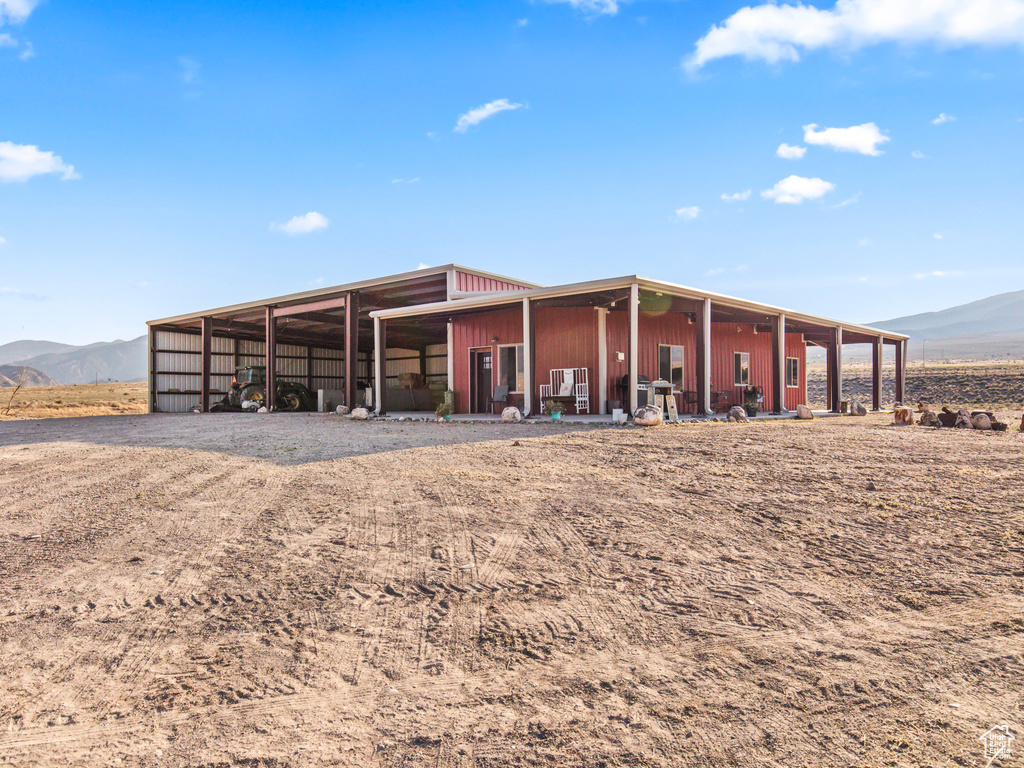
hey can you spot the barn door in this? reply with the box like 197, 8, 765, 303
470, 348, 492, 414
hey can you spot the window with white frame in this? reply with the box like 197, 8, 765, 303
497, 344, 524, 393
733, 352, 750, 386
786, 357, 799, 387
658, 344, 684, 391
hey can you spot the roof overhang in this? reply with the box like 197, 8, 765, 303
370, 275, 910, 343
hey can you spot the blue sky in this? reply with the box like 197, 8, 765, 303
2, 0, 1022, 345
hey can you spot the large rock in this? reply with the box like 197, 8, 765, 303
632, 405, 663, 426
955, 408, 973, 429
335, 405, 350, 415
894, 406, 913, 425
918, 410, 940, 427
501, 407, 522, 423
971, 413, 992, 430
350, 407, 370, 420
850, 400, 867, 416
727, 405, 749, 423
795, 404, 814, 420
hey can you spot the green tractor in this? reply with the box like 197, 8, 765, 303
220, 366, 316, 412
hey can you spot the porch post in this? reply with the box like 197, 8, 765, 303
695, 298, 711, 415
771, 313, 785, 414
872, 335, 883, 411
344, 290, 359, 409
836, 326, 844, 410
265, 306, 276, 411
200, 316, 213, 413
447, 320, 455, 411
148, 325, 156, 413
597, 307, 608, 415
374, 316, 387, 415
628, 283, 639, 414
895, 338, 906, 405
522, 298, 533, 416
826, 337, 837, 412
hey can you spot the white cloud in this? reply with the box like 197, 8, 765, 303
0, 141, 79, 182
803, 122, 889, 155
831, 193, 860, 208
686, 0, 1024, 71
540, 0, 620, 15
417, 262, 431, 270
776, 142, 806, 159
858, 237, 873, 246
932, 112, 956, 124
933, 233, 944, 239
0, 32, 15, 46
179, 57, 200, 84
454, 99, 524, 133
914, 269, 962, 279
0, 1, 37, 24
270, 211, 329, 235
0, 236, 6, 246
674, 206, 701, 220
18, 40, 31, 59
0, 286, 43, 300
911, 150, 926, 159
721, 189, 751, 201
517, 18, 529, 27
762, 175, 835, 204
391, 177, 421, 184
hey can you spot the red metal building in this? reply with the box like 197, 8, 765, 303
147, 266, 908, 418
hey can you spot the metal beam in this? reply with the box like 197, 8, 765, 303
345, 291, 360, 409
895, 338, 906, 405
200, 316, 213, 413
628, 283, 639, 415
872, 335, 883, 411
374, 316, 387, 415
265, 307, 276, 410
272, 295, 348, 318
771, 313, 784, 413
696, 298, 711, 415
597, 307, 608, 415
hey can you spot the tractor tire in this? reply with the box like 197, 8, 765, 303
278, 392, 302, 411
238, 383, 266, 410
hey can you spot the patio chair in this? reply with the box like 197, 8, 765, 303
486, 385, 510, 413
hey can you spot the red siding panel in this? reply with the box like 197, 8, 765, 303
784, 332, 807, 410
455, 271, 532, 293
710, 323, 776, 411
451, 306, 523, 413
533, 307, 600, 413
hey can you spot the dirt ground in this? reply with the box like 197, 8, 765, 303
1, 412, 1022, 767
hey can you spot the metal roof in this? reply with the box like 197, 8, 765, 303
369, 274, 911, 342
147, 264, 540, 327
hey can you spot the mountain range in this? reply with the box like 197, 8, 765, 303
0, 336, 147, 385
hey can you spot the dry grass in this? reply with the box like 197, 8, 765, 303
0, 382, 148, 420
808, 360, 1024, 410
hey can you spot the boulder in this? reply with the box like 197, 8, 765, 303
350, 407, 370, 420
955, 408, 973, 429
894, 406, 913, 425
501, 407, 522, 423
632, 405, 663, 426
727, 405, 749, 423
335, 405, 350, 415
795, 404, 814, 420
971, 413, 992, 430
850, 400, 867, 416
257, 406, 269, 414
918, 410, 940, 427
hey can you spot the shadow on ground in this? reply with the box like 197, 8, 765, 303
0, 412, 613, 465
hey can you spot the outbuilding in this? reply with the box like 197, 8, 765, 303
146, 265, 909, 417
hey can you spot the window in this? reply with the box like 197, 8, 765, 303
733, 352, 750, 386
786, 357, 799, 387
497, 344, 524, 393
658, 344, 684, 391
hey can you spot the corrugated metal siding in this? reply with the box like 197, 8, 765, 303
785, 333, 806, 410
710, 323, 775, 409
602, 311, 696, 412
451, 306, 523, 413
153, 330, 202, 412
455, 271, 532, 293
533, 307, 599, 413
425, 343, 447, 378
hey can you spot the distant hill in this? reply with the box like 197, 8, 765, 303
870, 288, 1024, 340
0, 340, 76, 366
839, 288, 1024, 363
18, 336, 148, 384
0, 336, 148, 385
0, 365, 60, 387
